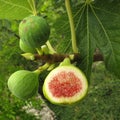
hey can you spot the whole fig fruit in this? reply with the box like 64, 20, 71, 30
19, 15, 50, 49
8, 70, 39, 99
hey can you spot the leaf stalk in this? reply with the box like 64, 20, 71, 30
65, 0, 78, 53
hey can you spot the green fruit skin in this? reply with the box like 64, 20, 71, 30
19, 39, 36, 53
43, 65, 88, 105
19, 15, 50, 49
8, 70, 39, 99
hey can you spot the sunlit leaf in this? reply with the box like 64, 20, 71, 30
0, 0, 35, 19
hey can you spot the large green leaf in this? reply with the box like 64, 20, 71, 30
53, 0, 120, 79
75, 4, 96, 78
90, 0, 120, 78
74, 0, 120, 78
0, 0, 34, 19
52, 2, 96, 78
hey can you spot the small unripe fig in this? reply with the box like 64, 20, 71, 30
19, 15, 50, 49
8, 70, 39, 99
43, 58, 88, 105
19, 39, 36, 53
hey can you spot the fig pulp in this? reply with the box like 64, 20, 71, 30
43, 59, 88, 105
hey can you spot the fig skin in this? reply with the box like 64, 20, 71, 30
19, 39, 36, 53
19, 15, 50, 49
43, 64, 88, 105
8, 70, 39, 100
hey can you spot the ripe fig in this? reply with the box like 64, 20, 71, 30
43, 58, 88, 105
19, 15, 50, 49
8, 70, 39, 99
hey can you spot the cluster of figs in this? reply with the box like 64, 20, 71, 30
8, 15, 88, 105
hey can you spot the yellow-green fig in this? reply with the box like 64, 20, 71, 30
8, 70, 39, 99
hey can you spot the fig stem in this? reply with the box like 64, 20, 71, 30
36, 48, 43, 55
59, 58, 71, 66
41, 45, 49, 54
65, 0, 78, 53
21, 53, 35, 60
34, 63, 50, 74
46, 41, 56, 54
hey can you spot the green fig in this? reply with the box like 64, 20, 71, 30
8, 70, 39, 99
19, 39, 36, 53
19, 15, 50, 49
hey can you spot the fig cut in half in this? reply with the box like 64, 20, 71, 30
43, 60, 88, 105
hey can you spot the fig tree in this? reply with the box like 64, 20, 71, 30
19, 15, 50, 49
43, 58, 88, 105
8, 70, 39, 99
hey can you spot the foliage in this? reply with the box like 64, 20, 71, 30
0, 19, 41, 119
0, 0, 33, 19
0, 0, 120, 120
52, 0, 120, 78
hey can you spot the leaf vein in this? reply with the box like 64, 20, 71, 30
92, 6, 120, 17
86, 5, 90, 75
0, 0, 32, 14
75, 4, 86, 30
90, 5, 116, 63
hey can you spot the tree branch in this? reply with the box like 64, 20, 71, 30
34, 53, 104, 64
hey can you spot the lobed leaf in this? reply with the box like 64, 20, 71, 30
90, 0, 120, 78
53, 0, 120, 79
